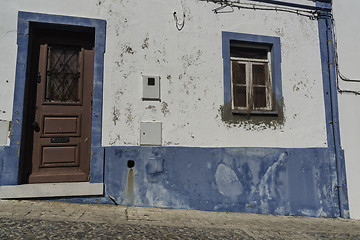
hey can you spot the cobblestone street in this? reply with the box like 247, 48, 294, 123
0, 200, 360, 239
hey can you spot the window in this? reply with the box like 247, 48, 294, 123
222, 32, 282, 115
231, 44, 272, 111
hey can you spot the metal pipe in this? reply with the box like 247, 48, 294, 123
325, 14, 346, 218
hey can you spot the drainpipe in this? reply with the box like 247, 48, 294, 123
324, 13, 348, 218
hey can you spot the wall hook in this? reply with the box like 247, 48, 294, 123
173, 12, 185, 31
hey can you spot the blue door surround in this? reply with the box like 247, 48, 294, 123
0, 1, 350, 219
0, 12, 106, 185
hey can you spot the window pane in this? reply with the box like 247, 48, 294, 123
252, 64, 266, 85
233, 86, 247, 108
45, 46, 80, 102
230, 45, 268, 59
253, 86, 267, 108
232, 61, 246, 85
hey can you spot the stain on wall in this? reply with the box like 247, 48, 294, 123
80, 146, 334, 217
112, 107, 120, 125
215, 164, 243, 199
219, 101, 285, 131
161, 102, 169, 116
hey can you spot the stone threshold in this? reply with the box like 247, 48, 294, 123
0, 182, 103, 199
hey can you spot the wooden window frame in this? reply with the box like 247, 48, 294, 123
222, 32, 282, 116
230, 54, 273, 112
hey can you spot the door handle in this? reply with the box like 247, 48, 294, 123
32, 122, 40, 132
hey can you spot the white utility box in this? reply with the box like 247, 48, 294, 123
140, 121, 162, 146
142, 75, 160, 100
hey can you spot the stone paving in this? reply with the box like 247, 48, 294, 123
0, 200, 360, 239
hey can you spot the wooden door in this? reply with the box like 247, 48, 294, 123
28, 41, 94, 183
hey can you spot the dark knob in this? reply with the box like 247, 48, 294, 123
32, 122, 40, 132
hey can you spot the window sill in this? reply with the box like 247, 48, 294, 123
232, 110, 279, 116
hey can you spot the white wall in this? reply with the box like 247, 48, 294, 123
333, 0, 360, 219
0, 0, 327, 148
0, 121, 9, 145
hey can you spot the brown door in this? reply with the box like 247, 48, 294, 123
28, 36, 94, 183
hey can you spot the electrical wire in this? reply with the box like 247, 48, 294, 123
202, 0, 318, 19
214, 3, 317, 19
204, 0, 360, 95
228, 3, 317, 19
331, 16, 360, 95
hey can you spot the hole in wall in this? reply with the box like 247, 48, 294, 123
148, 78, 155, 86
127, 160, 135, 168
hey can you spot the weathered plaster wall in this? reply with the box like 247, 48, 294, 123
52, 146, 338, 217
333, 0, 360, 219
0, 0, 327, 148
0, 0, 347, 218
103, 147, 334, 216
0, 121, 9, 145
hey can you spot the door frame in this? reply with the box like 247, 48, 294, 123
3, 12, 106, 190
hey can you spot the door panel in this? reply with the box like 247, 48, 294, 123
42, 145, 78, 165
28, 39, 94, 183
43, 116, 79, 135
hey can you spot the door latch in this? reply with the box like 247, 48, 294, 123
37, 72, 41, 83
32, 121, 40, 132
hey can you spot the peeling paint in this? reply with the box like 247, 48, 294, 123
102, 147, 336, 217
292, 80, 315, 99
145, 105, 156, 110
145, 183, 189, 209
215, 164, 243, 199
259, 152, 287, 213
125, 106, 133, 124
161, 102, 169, 116
109, 134, 121, 145
123, 45, 134, 54
112, 107, 119, 125
142, 37, 149, 49
167, 75, 172, 84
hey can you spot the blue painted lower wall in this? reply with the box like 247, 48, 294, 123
103, 147, 335, 217
0, 145, 343, 217
13, 146, 337, 218
0, 146, 20, 186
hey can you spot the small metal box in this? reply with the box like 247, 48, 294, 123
140, 122, 162, 146
142, 75, 160, 100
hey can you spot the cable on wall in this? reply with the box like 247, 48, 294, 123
201, 0, 319, 19
173, 12, 186, 31
331, 16, 360, 95
203, 0, 360, 95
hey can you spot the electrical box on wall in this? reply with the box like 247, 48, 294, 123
140, 122, 162, 146
142, 75, 160, 101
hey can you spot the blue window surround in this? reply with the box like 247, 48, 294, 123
3, 11, 106, 185
222, 32, 282, 113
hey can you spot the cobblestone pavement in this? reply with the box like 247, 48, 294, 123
0, 200, 360, 239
